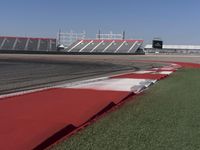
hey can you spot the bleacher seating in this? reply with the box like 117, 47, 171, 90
105, 41, 124, 53
92, 41, 111, 53
0, 37, 4, 47
81, 41, 100, 52
0, 35, 143, 54
67, 40, 82, 52
15, 38, 27, 50
1, 38, 16, 50
117, 41, 134, 53
70, 40, 91, 52
50, 40, 57, 50
27, 39, 38, 51
38, 39, 48, 51
128, 41, 143, 53
66, 39, 143, 54
0, 36, 57, 51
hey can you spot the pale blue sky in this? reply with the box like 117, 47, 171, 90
0, 0, 200, 44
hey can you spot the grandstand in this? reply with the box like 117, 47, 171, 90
0, 33, 144, 54
0, 36, 56, 51
66, 39, 144, 54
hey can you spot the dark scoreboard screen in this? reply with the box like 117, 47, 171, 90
153, 40, 163, 49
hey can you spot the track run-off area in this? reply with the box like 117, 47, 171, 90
0, 54, 200, 150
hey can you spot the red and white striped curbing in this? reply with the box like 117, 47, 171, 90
58, 64, 180, 94
0, 63, 180, 150
59, 78, 156, 93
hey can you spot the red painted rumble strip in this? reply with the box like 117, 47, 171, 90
0, 88, 130, 150
111, 73, 168, 80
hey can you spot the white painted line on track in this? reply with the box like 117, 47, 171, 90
0, 87, 51, 99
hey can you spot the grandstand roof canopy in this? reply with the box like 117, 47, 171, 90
145, 44, 200, 50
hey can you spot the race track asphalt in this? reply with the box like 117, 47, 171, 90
1, 53, 199, 95
0, 54, 158, 95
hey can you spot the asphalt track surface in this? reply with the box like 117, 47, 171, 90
0, 54, 162, 95
1, 53, 199, 95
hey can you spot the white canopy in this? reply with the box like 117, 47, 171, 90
145, 44, 200, 50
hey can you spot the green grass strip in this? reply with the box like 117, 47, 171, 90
52, 69, 200, 150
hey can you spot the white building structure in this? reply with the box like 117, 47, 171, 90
145, 44, 200, 54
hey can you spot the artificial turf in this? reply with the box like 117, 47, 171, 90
52, 69, 200, 150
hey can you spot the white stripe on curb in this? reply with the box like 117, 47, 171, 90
157, 71, 173, 75
134, 70, 154, 74
68, 78, 156, 93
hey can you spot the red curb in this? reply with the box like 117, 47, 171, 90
111, 73, 167, 80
